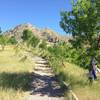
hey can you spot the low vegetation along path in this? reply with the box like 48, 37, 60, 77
26, 56, 65, 100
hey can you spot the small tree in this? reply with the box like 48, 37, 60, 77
21, 29, 33, 42
21, 29, 40, 48
0, 35, 7, 51
28, 35, 40, 47
8, 36, 17, 44
39, 40, 47, 49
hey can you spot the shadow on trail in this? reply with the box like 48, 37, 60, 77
30, 72, 65, 97
0, 72, 32, 91
0, 71, 65, 97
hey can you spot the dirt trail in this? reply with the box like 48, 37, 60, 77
26, 56, 65, 100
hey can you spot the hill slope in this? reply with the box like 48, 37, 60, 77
4, 23, 69, 42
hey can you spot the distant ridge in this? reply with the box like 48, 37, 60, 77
4, 23, 70, 42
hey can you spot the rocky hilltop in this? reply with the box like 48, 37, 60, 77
4, 23, 69, 42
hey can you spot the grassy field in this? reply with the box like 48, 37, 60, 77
59, 62, 100, 100
0, 46, 34, 100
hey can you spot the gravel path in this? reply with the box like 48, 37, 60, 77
26, 57, 66, 100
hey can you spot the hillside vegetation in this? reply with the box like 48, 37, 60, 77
4, 23, 68, 42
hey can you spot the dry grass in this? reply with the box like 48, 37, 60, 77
0, 46, 34, 100
62, 62, 100, 100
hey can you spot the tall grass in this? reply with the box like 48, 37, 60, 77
0, 46, 34, 100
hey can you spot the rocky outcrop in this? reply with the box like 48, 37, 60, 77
4, 23, 70, 42
4, 23, 41, 40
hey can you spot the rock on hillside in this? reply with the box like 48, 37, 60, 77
4, 23, 70, 42
4, 23, 41, 40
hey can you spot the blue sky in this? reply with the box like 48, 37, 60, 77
0, 0, 72, 35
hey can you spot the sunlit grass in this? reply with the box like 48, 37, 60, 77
0, 88, 24, 100
46, 51, 100, 100
63, 62, 87, 86
58, 62, 100, 100
0, 46, 34, 100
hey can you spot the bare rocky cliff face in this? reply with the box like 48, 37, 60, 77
4, 23, 69, 42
